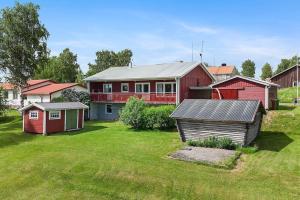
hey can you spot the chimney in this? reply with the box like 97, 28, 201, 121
221, 63, 227, 66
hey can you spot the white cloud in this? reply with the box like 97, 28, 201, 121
177, 22, 218, 34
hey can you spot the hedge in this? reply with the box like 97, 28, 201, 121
120, 97, 175, 130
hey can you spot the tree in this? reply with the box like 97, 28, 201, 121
35, 48, 82, 83
0, 86, 8, 117
87, 49, 132, 76
51, 89, 90, 105
241, 59, 255, 77
0, 2, 49, 88
274, 56, 300, 75
260, 63, 273, 80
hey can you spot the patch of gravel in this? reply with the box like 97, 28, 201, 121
170, 146, 236, 164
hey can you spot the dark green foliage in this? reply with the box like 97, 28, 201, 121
0, 2, 49, 88
143, 105, 175, 129
51, 89, 90, 105
0, 86, 8, 117
188, 137, 238, 150
260, 63, 273, 80
119, 97, 146, 129
87, 49, 133, 76
120, 97, 175, 130
35, 48, 82, 83
241, 59, 255, 78
274, 56, 300, 75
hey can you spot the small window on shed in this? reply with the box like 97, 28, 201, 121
49, 110, 61, 120
105, 104, 112, 114
29, 111, 38, 120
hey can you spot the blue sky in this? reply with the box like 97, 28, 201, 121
1, 0, 300, 77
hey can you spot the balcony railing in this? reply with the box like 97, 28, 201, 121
90, 92, 176, 104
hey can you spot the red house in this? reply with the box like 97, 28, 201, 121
84, 62, 214, 120
210, 75, 279, 109
21, 102, 89, 135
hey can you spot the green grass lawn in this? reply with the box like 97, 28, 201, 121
278, 87, 300, 103
0, 107, 299, 200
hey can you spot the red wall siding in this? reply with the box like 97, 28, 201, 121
90, 80, 175, 93
212, 78, 266, 107
180, 65, 213, 102
78, 109, 83, 128
46, 110, 65, 133
24, 106, 44, 134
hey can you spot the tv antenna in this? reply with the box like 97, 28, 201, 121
199, 40, 204, 63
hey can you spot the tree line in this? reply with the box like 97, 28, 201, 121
239, 56, 300, 80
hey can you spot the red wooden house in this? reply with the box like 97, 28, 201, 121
21, 102, 89, 135
270, 64, 300, 88
210, 75, 279, 109
84, 62, 214, 120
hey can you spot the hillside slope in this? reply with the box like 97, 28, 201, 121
278, 87, 300, 103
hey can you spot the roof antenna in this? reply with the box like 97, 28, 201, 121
199, 40, 204, 63
192, 42, 194, 62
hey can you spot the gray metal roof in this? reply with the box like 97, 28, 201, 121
21, 102, 89, 111
170, 99, 263, 123
210, 75, 279, 87
84, 62, 214, 81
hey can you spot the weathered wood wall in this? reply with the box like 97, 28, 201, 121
271, 66, 300, 88
177, 120, 247, 145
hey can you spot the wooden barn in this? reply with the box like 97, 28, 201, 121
270, 64, 300, 88
170, 99, 265, 146
210, 75, 279, 109
21, 102, 89, 135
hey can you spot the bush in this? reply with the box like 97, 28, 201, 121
120, 97, 175, 130
188, 137, 238, 150
119, 97, 146, 129
143, 105, 176, 129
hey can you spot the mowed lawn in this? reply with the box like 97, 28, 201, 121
0, 107, 299, 200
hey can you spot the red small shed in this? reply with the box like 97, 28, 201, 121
211, 76, 279, 109
21, 102, 89, 135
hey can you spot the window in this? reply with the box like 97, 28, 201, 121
156, 82, 176, 94
105, 104, 112, 114
3, 90, 8, 99
293, 81, 300, 87
49, 110, 61, 120
135, 83, 150, 93
13, 90, 18, 99
121, 83, 129, 92
103, 84, 112, 93
29, 111, 38, 120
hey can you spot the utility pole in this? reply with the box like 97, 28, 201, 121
297, 54, 299, 103
192, 42, 194, 62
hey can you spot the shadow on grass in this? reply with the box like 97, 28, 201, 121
256, 131, 293, 152
277, 105, 296, 111
49, 125, 107, 136
0, 119, 36, 149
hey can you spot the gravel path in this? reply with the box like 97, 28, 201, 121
170, 146, 236, 164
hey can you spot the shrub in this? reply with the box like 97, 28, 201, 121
119, 97, 146, 129
188, 136, 238, 150
119, 97, 175, 130
143, 105, 175, 129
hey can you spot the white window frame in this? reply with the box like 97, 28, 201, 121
121, 83, 129, 93
49, 110, 61, 120
105, 104, 113, 114
29, 110, 39, 120
156, 82, 176, 94
135, 82, 150, 93
103, 83, 112, 94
